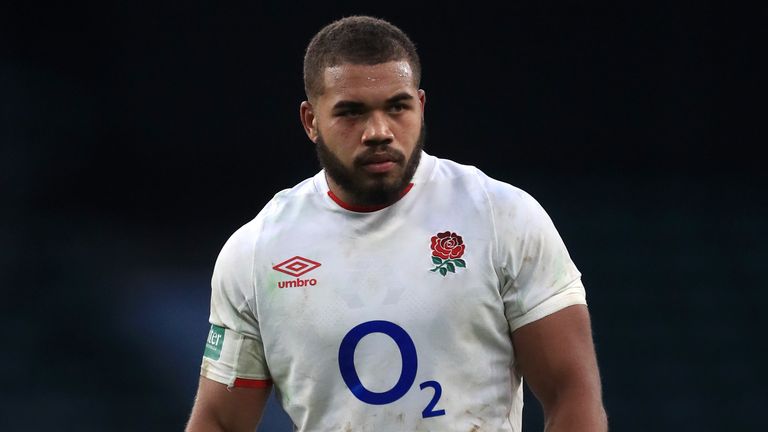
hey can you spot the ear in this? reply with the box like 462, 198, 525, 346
300, 101, 319, 143
418, 89, 426, 116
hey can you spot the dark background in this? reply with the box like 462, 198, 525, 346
2, 1, 765, 431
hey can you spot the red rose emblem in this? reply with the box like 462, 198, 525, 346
430, 231, 465, 260
429, 231, 467, 277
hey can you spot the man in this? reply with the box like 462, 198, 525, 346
186, 15, 607, 432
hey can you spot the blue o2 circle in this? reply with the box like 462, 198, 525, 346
338, 320, 418, 405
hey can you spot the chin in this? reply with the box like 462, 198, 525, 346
360, 167, 404, 187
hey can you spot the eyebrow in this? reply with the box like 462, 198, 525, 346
332, 100, 366, 111
331, 92, 415, 111
385, 92, 415, 104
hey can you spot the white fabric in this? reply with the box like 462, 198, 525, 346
200, 152, 586, 431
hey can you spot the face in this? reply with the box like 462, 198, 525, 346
301, 60, 426, 206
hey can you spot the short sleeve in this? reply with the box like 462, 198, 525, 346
200, 223, 272, 388
489, 182, 587, 332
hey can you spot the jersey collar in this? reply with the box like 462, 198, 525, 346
327, 183, 414, 213
315, 151, 435, 213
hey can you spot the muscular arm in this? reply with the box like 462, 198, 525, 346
512, 304, 608, 432
186, 376, 271, 432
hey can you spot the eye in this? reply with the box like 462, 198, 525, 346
388, 103, 408, 113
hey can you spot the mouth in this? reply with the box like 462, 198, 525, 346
358, 153, 402, 174
362, 160, 397, 173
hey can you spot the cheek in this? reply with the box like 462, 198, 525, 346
322, 124, 361, 154
396, 115, 423, 144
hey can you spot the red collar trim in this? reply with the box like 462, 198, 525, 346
327, 183, 414, 212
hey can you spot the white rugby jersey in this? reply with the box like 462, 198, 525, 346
200, 152, 586, 432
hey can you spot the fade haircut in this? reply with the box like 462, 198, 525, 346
303, 16, 422, 101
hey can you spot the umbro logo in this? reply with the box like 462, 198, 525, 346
273, 256, 321, 277
273, 256, 321, 288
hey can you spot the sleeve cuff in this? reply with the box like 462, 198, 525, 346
508, 281, 587, 332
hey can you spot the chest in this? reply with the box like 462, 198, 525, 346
256, 204, 505, 351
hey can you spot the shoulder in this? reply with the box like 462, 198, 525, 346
216, 173, 322, 264
428, 154, 546, 222
269, 174, 321, 204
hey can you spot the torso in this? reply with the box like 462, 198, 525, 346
250, 154, 522, 431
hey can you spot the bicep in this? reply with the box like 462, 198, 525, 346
511, 304, 602, 412
186, 376, 271, 432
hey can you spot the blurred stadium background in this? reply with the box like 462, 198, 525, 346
1, 1, 765, 430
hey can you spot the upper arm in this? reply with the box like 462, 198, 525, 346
201, 223, 271, 388
512, 304, 604, 417
186, 376, 271, 432
188, 223, 274, 431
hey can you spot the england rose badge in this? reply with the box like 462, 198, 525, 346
429, 231, 467, 276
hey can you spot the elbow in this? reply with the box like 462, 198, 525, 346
541, 384, 608, 432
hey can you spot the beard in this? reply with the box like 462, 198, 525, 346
315, 121, 426, 207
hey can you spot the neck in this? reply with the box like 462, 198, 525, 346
325, 174, 414, 212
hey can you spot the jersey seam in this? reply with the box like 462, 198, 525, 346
229, 330, 247, 388
241, 211, 259, 337
250, 198, 278, 315
475, 168, 504, 291
248, 199, 276, 379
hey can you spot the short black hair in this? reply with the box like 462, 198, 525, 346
303, 16, 421, 101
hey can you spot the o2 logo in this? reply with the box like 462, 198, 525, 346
338, 320, 446, 419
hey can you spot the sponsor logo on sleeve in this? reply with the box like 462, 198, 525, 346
203, 324, 225, 360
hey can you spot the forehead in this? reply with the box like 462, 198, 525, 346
320, 61, 416, 102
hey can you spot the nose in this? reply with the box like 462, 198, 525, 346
361, 111, 394, 146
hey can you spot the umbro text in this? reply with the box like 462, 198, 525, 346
278, 278, 318, 288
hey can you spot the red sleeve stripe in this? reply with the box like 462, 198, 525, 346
233, 378, 272, 388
